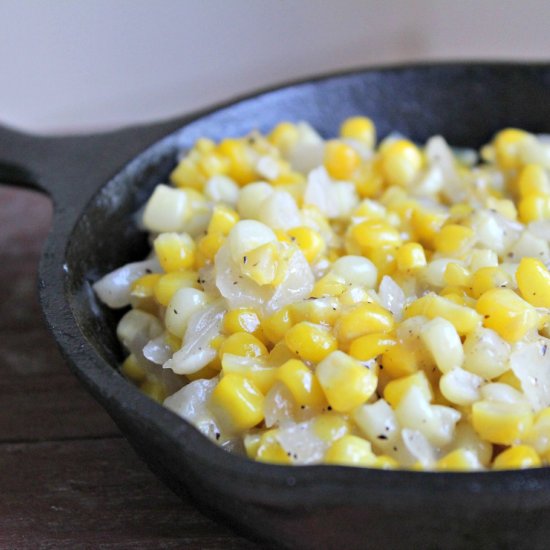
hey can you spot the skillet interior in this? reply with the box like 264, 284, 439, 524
56, 64, 550, 549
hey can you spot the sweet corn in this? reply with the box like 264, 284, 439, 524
351, 219, 402, 250
436, 449, 481, 471
516, 257, 550, 308
396, 242, 427, 271
140, 378, 166, 403
349, 333, 397, 361
380, 344, 420, 378
219, 332, 268, 359
262, 307, 293, 344
493, 445, 541, 469
444, 263, 472, 288
218, 138, 257, 185
210, 374, 264, 432
353, 160, 385, 198
411, 207, 448, 246
154, 232, 196, 272
340, 116, 376, 149
268, 121, 299, 156
313, 412, 350, 442
472, 400, 533, 445
285, 322, 338, 363
316, 351, 377, 412
223, 308, 262, 336
470, 267, 513, 299
336, 302, 394, 343
493, 128, 533, 170
518, 194, 550, 222
276, 359, 327, 408
240, 242, 281, 286
288, 226, 325, 263
153, 271, 200, 306
121, 354, 147, 383
380, 139, 423, 187
207, 205, 240, 235
384, 371, 433, 408
476, 288, 540, 342
130, 273, 162, 298
433, 224, 475, 255
221, 354, 277, 394
255, 430, 292, 464
518, 164, 550, 197
324, 140, 362, 180
324, 435, 377, 466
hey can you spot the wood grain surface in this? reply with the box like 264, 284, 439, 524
0, 186, 259, 549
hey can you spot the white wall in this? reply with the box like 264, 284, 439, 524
1, 0, 550, 134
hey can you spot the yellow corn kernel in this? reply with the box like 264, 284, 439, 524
285, 322, 338, 363
153, 271, 200, 306
223, 308, 261, 335
337, 302, 394, 344
436, 449, 481, 471
255, 430, 292, 464
493, 445, 541, 470
351, 219, 402, 250
241, 242, 281, 286
243, 432, 262, 459
210, 374, 264, 432
449, 203, 474, 220
154, 232, 196, 272
518, 164, 550, 197
121, 354, 147, 383
207, 205, 240, 236
324, 435, 376, 467
287, 226, 325, 263
311, 414, 350, 446
349, 332, 397, 362
380, 344, 419, 378
130, 273, 163, 298
170, 157, 205, 190
311, 275, 347, 298
433, 224, 475, 255
493, 128, 533, 170
140, 378, 166, 403
411, 207, 448, 247
496, 370, 523, 391
324, 140, 362, 180
221, 354, 277, 394
516, 257, 550, 308
290, 298, 340, 327
316, 351, 377, 412
396, 242, 427, 271
404, 293, 481, 336
444, 263, 472, 288
197, 151, 230, 178
366, 246, 398, 280
353, 160, 385, 198
195, 137, 216, 154
219, 332, 268, 359
217, 138, 257, 185
380, 139, 423, 187
476, 288, 540, 342
277, 359, 327, 408
268, 121, 299, 156
185, 363, 221, 381
274, 229, 292, 243
371, 455, 399, 469
383, 371, 432, 408
262, 307, 293, 344
518, 194, 550, 222
196, 232, 225, 264
340, 116, 376, 148
472, 400, 533, 445
471, 267, 513, 299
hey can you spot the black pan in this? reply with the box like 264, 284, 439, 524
2, 63, 550, 550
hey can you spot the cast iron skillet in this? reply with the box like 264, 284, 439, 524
2, 63, 550, 549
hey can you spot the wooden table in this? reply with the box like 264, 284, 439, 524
0, 186, 259, 549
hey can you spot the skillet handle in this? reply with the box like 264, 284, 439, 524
0, 117, 190, 209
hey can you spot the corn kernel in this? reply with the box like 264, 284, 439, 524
351, 219, 402, 250
219, 332, 268, 359
290, 298, 340, 326
313, 412, 350, 442
288, 226, 325, 263
518, 194, 550, 222
154, 271, 200, 306
444, 262, 471, 288
121, 354, 147, 383
207, 205, 240, 236
316, 351, 377, 412
262, 307, 293, 344
154, 232, 196, 272
433, 224, 475, 255
518, 164, 550, 197
383, 371, 432, 408
371, 455, 399, 469
349, 333, 397, 361
324, 435, 376, 466
476, 288, 540, 342
436, 449, 482, 471
285, 322, 338, 363
269, 122, 299, 156
353, 160, 384, 198
196, 232, 225, 264
493, 128, 534, 170
516, 257, 550, 308
366, 246, 398, 280
380, 344, 420, 378
170, 157, 205, 190
221, 354, 277, 394
471, 267, 513, 299
472, 400, 533, 445
130, 273, 163, 298
324, 140, 362, 180
380, 139, 423, 187
255, 430, 292, 464
493, 445, 541, 470
210, 374, 264, 432
396, 242, 427, 271
277, 359, 327, 408
218, 138, 257, 185
404, 293, 481, 336
340, 116, 376, 149
243, 432, 262, 459
311, 275, 347, 298
223, 308, 262, 336
140, 378, 166, 403
337, 302, 394, 344
240, 242, 281, 286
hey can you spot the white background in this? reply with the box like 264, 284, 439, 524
1, 0, 550, 134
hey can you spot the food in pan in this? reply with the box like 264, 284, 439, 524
94, 117, 550, 471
